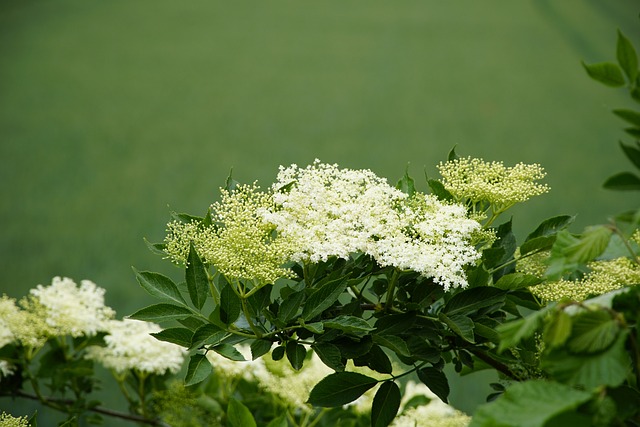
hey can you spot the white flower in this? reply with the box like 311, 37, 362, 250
86, 319, 186, 375
0, 360, 15, 379
30, 277, 115, 337
0, 412, 30, 427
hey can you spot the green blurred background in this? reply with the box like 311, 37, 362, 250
1, 0, 639, 423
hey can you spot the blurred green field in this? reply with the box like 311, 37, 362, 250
1, 0, 639, 423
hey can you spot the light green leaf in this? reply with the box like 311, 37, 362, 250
185, 354, 212, 386
494, 273, 543, 291
266, 414, 288, 427
301, 277, 348, 321
186, 242, 209, 310
438, 313, 475, 343
133, 268, 187, 306
470, 380, 592, 427
371, 381, 401, 427
443, 287, 506, 316
307, 372, 378, 407
324, 315, 374, 338
566, 310, 619, 354
498, 305, 553, 352
396, 166, 416, 197
543, 310, 572, 349
583, 61, 626, 87
617, 29, 638, 82
227, 398, 257, 427
128, 303, 193, 323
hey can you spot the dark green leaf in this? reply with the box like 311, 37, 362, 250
427, 179, 454, 201
220, 283, 241, 324
619, 141, 640, 170
417, 368, 450, 403
519, 236, 556, 256
185, 354, 212, 386
365, 345, 393, 374
128, 303, 193, 323
303, 321, 325, 334
144, 238, 167, 256
286, 342, 306, 370
247, 284, 272, 316
371, 381, 401, 427
133, 268, 187, 306
301, 277, 348, 321
186, 242, 209, 310
613, 109, 640, 128
447, 146, 459, 161
438, 313, 475, 342
525, 215, 575, 241
372, 334, 410, 357
604, 172, 640, 191
212, 344, 246, 361
396, 166, 416, 196
191, 324, 226, 349
224, 169, 240, 193
617, 29, 638, 82
566, 310, 619, 354
170, 211, 203, 224
583, 61, 626, 87
493, 273, 543, 291
469, 380, 592, 427
227, 398, 257, 427
251, 339, 272, 360
324, 316, 374, 338
498, 305, 552, 352
374, 312, 417, 335
307, 372, 378, 407
443, 287, 506, 315
272, 345, 285, 361
151, 328, 192, 347
278, 290, 304, 323
312, 343, 345, 372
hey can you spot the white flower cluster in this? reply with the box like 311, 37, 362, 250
30, 277, 115, 337
85, 319, 186, 375
0, 412, 30, 427
391, 381, 470, 427
264, 161, 481, 289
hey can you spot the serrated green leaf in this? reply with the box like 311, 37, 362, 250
286, 342, 306, 370
278, 290, 304, 324
494, 273, 543, 290
617, 29, 638, 82
620, 141, 640, 170
374, 312, 417, 335
519, 235, 556, 256
396, 166, 416, 196
303, 321, 325, 334
324, 315, 374, 338
307, 372, 378, 407
543, 310, 572, 349
427, 179, 454, 201
365, 344, 393, 374
525, 215, 575, 242
546, 227, 613, 279
469, 380, 592, 427
312, 343, 345, 372
444, 287, 506, 315
417, 368, 450, 403
133, 268, 187, 306
372, 381, 401, 427
227, 398, 256, 427
186, 243, 209, 310
185, 354, 212, 386
219, 283, 241, 324
438, 313, 475, 343
191, 323, 226, 349
372, 334, 411, 357
151, 328, 192, 347
128, 303, 193, 323
583, 61, 626, 87
212, 343, 246, 361
144, 238, 167, 256
604, 172, 640, 191
265, 414, 288, 427
567, 310, 619, 354
498, 305, 552, 352
250, 339, 272, 360
301, 277, 348, 321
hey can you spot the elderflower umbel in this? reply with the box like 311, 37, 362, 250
86, 319, 186, 375
530, 257, 640, 302
165, 184, 294, 285
0, 295, 52, 349
30, 277, 115, 337
438, 157, 549, 208
0, 413, 30, 427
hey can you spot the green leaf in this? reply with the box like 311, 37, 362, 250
133, 268, 187, 306
543, 330, 630, 389
170, 211, 203, 224
278, 290, 304, 324
307, 372, 378, 407
443, 287, 506, 315
186, 242, 209, 310
617, 29, 638, 82
613, 109, 640, 128
272, 345, 285, 361
301, 277, 348, 321
324, 315, 374, 338
566, 310, 619, 354
144, 238, 167, 256
374, 312, 417, 335
227, 398, 257, 427
447, 146, 459, 161
619, 141, 640, 170
469, 380, 592, 427
265, 414, 288, 427
312, 343, 345, 372
546, 227, 613, 278
417, 368, 450, 403
438, 313, 475, 343
191, 324, 226, 349
396, 166, 416, 196
185, 353, 212, 386
303, 321, 325, 334
427, 179, 454, 201
151, 327, 192, 347
219, 283, 241, 324
498, 305, 552, 352
604, 172, 640, 191
224, 169, 240, 193
583, 61, 626, 87
371, 381, 401, 427
250, 339, 272, 360
372, 334, 411, 357
286, 342, 306, 370
247, 284, 273, 316
365, 345, 393, 374
494, 273, 543, 290
525, 215, 576, 241
543, 310, 572, 349
128, 303, 193, 323
212, 344, 246, 361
